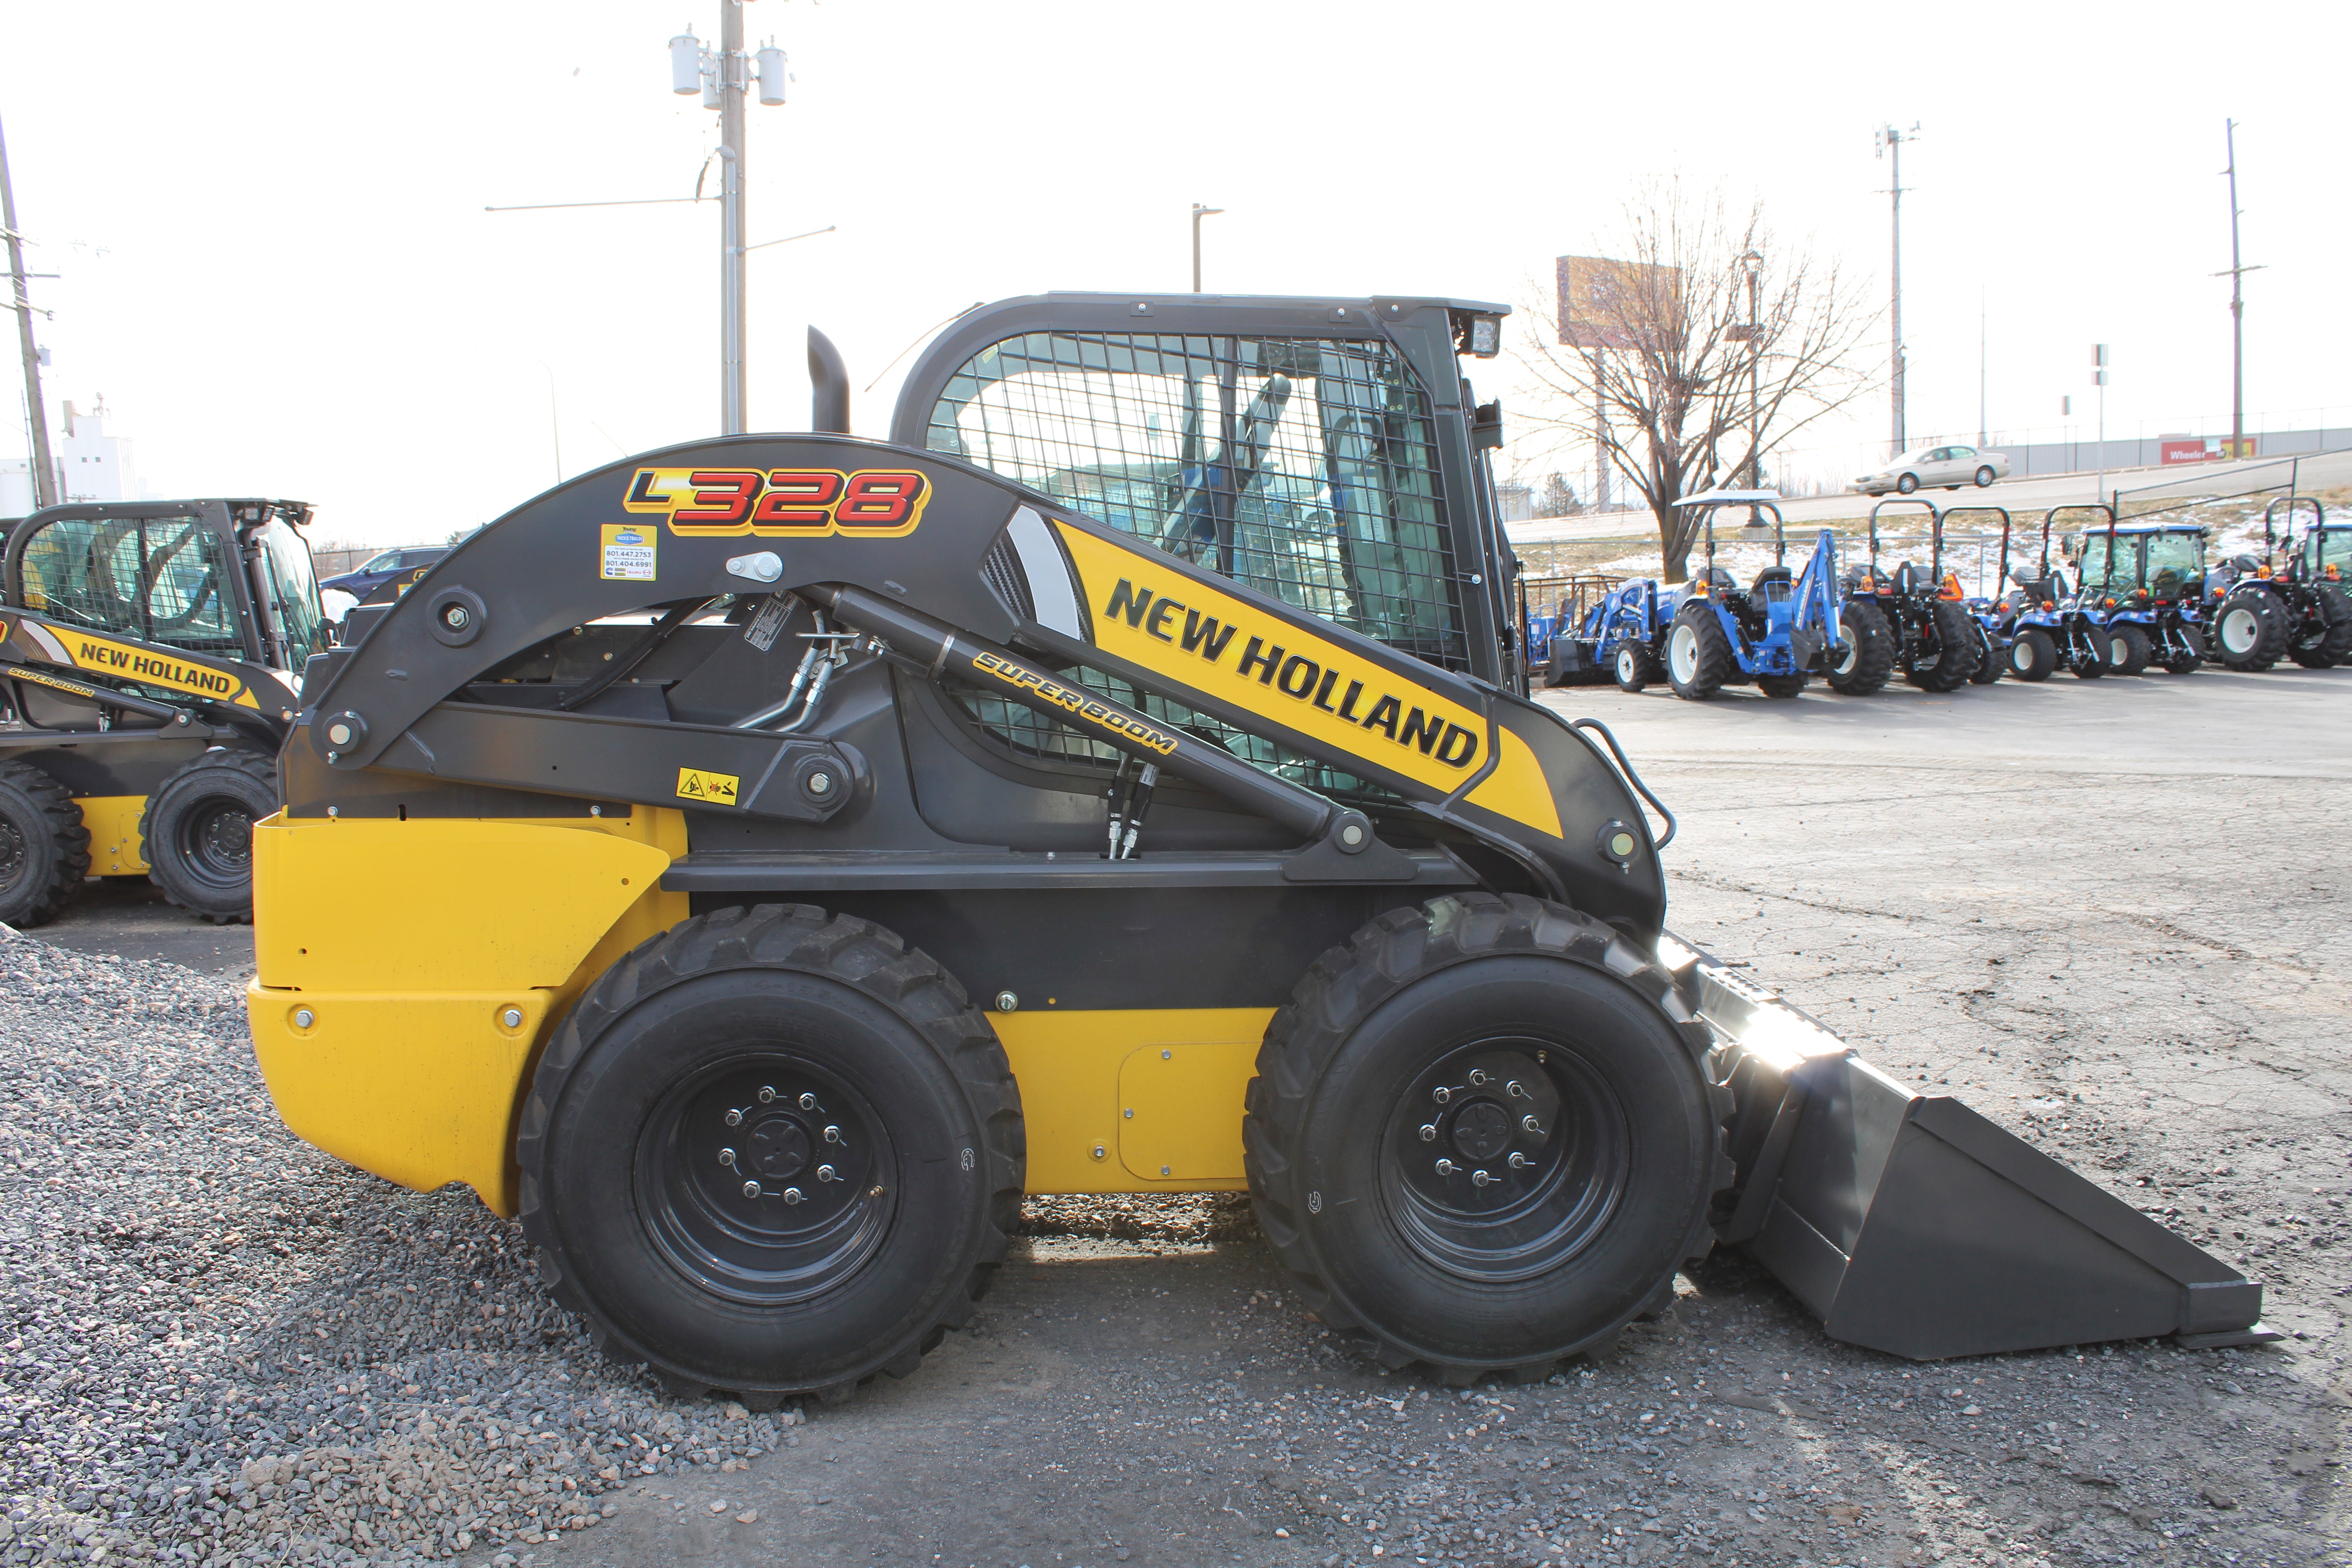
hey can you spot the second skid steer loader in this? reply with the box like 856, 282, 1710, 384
249, 294, 2267, 1404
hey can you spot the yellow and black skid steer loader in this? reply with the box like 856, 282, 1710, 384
0, 499, 322, 924
249, 296, 2268, 1405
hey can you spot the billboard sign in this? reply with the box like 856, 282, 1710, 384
1556, 256, 1679, 350
2160, 437, 2257, 464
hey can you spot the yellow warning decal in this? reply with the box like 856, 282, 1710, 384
53, 630, 260, 709
675, 767, 740, 805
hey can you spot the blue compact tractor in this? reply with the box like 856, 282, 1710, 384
1990, 508, 2110, 681
2067, 507, 2208, 675
1939, 505, 2016, 685
2204, 496, 2352, 671
1525, 571, 1628, 686
1654, 491, 1847, 701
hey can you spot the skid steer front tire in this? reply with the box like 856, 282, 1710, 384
140, 747, 276, 923
517, 904, 1023, 1405
0, 760, 91, 929
1242, 893, 1730, 1383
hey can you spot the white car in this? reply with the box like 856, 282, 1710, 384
1855, 444, 2010, 496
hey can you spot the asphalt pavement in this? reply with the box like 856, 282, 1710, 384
6, 662, 2347, 1568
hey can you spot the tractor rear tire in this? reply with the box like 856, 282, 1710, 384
1904, 599, 1978, 692
1610, 639, 1655, 694
2213, 588, 2288, 671
2287, 583, 2352, 668
1826, 601, 1895, 695
2006, 628, 2058, 682
2069, 630, 2109, 679
2163, 626, 2204, 675
516, 904, 1024, 1405
2106, 623, 2154, 677
1242, 893, 1729, 1382
0, 760, 91, 929
1757, 673, 1807, 699
1664, 603, 1733, 700
1967, 624, 2003, 685
140, 748, 277, 924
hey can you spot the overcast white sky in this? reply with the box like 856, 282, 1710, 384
3, 0, 2345, 543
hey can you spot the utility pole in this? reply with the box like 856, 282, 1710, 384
2092, 345, 2109, 507
2215, 120, 2261, 463
1875, 123, 1919, 461
1190, 204, 1223, 293
0, 112, 57, 510
1977, 290, 1987, 448
672, 6, 787, 434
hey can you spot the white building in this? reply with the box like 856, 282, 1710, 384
2, 401, 147, 517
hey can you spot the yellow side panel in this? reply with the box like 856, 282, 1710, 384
991, 1008, 1275, 1194
74, 795, 149, 875
1465, 727, 1564, 840
246, 808, 692, 1216
252, 815, 673, 991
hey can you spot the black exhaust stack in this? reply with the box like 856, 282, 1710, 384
809, 327, 851, 434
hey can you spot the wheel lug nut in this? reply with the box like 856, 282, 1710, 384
1506, 1080, 1526, 1098
823, 1125, 843, 1144
1508, 1152, 1531, 1169
741, 1180, 762, 1198
799, 1093, 819, 1110
782, 1187, 804, 1205
1435, 1158, 1457, 1176
757, 1086, 776, 1103
717, 1148, 737, 1168
1472, 1169, 1493, 1188
1522, 1115, 1543, 1134
1432, 1087, 1451, 1105
724, 1109, 742, 1127
1419, 1124, 1437, 1143
1468, 1069, 1489, 1086
817, 1164, 837, 1182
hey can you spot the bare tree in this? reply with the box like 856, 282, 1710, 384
1536, 473, 1581, 518
1513, 181, 1880, 581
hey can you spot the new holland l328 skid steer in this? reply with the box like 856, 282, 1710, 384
249, 294, 2268, 1405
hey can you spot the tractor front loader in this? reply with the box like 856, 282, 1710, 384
0, 499, 321, 925
249, 294, 2268, 1406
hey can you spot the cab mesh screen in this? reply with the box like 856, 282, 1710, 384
923, 331, 1463, 799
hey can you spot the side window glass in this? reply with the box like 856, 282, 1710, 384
925, 331, 1464, 670
16, 516, 243, 656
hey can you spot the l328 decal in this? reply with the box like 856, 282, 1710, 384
623, 468, 930, 538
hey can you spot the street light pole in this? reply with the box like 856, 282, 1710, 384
2215, 119, 2262, 463
673, 5, 787, 434
1876, 124, 1919, 462
1191, 204, 1223, 293
0, 112, 57, 510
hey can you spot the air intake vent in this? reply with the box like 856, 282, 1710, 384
981, 532, 1036, 623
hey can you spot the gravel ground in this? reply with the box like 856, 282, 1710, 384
3, 677, 2348, 1568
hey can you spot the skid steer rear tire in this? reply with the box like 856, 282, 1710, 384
2213, 588, 2288, 671
2106, 623, 2154, 676
1826, 601, 1895, 695
1664, 603, 1733, 700
517, 904, 1024, 1405
140, 747, 276, 924
1242, 893, 1731, 1383
0, 759, 91, 929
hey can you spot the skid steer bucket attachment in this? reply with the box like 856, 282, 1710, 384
1664, 938, 2274, 1360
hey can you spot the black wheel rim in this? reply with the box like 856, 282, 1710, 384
1379, 1038, 1630, 1284
636, 1053, 896, 1306
0, 815, 26, 893
176, 796, 256, 889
